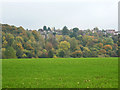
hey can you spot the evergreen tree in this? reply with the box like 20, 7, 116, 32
62, 26, 69, 35
48, 27, 51, 31
43, 26, 47, 31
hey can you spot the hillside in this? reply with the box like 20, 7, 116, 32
2, 24, 119, 58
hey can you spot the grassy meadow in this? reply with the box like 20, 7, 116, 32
2, 58, 118, 88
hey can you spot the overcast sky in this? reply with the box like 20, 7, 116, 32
0, 0, 119, 30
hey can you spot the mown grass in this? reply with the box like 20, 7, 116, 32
2, 58, 118, 88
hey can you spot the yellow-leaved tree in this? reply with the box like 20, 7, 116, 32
58, 41, 70, 57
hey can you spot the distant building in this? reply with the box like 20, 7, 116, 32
55, 29, 62, 35
114, 31, 118, 36
106, 29, 115, 34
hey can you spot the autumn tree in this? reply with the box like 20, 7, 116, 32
103, 38, 114, 45
59, 41, 70, 51
45, 42, 53, 51
32, 30, 40, 41
71, 50, 83, 58
2, 24, 118, 58
83, 47, 91, 57
98, 43, 103, 48
15, 43, 24, 58
6, 33, 14, 46
99, 49, 106, 54
2, 36, 8, 48
69, 37, 78, 51
58, 41, 70, 57
104, 45, 112, 51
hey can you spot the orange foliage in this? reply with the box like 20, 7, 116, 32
17, 43, 24, 50
45, 42, 53, 51
104, 45, 112, 50
99, 49, 106, 54
113, 44, 118, 48
98, 43, 103, 48
71, 50, 83, 57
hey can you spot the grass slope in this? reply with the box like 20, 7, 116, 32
2, 58, 118, 88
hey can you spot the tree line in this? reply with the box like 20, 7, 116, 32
2, 24, 119, 59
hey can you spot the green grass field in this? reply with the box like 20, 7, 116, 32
2, 58, 118, 88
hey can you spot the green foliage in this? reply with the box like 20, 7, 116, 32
2, 24, 118, 58
62, 26, 69, 35
32, 30, 40, 41
70, 28, 79, 38
41, 49, 48, 58
73, 27, 79, 33
48, 27, 51, 31
103, 38, 114, 45
69, 37, 78, 51
4, 46, 16, 59
48, 50, 53, 58
43, 26, 47, 31
93, 27, 99, 31
83, 47, 91, 57
6, 33, 14, 46
59, 41, 70, 50
58, 50, 65, 57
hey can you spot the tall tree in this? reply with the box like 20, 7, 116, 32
48, 27, 51, 31
43, 26, 47, 31
62, 26, 69, 35
73, 28, 79, 33
58, 41, 70, 57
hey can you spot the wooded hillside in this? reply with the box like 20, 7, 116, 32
2, 24, 119, 58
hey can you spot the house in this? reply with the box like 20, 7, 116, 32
114, 31, 118, 36
55, 29, 62, 35
38, 29, 44, 34
106, 29, 115, 34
